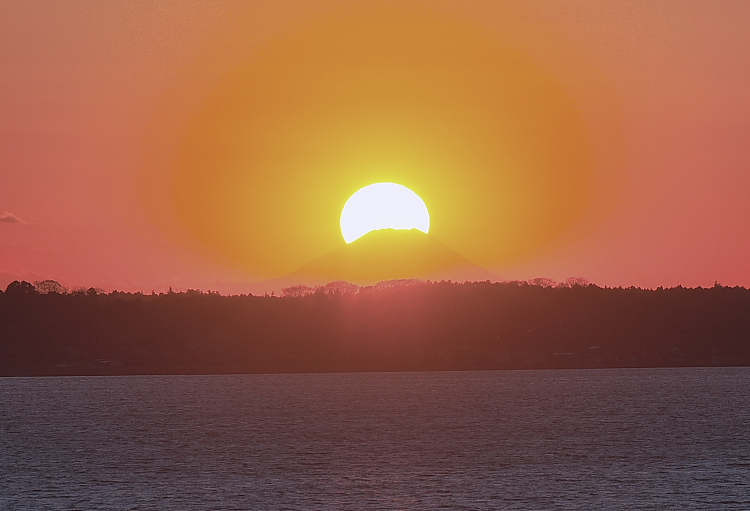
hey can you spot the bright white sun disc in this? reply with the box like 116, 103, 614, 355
340, 183, 430, 243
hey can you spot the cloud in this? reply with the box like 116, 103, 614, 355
0, 212, 22, 223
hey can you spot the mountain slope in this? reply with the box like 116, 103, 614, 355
289, 229, 497, 284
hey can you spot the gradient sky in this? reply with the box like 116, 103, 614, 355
2, 0, 749, 293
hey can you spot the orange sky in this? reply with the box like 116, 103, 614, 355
1, 0, 749, 293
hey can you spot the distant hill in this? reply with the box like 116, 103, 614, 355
289, 229, 497, 284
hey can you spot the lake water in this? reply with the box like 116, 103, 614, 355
1, 368, 749, 510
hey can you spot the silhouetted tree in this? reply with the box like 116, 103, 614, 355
560, 277, 590, 288
34, 280, 68, 294
282, 285, 317, 298
320, 281, 360, 295
5, 280, 37, 295
529, 277, 556, 288
374, 279, 422, 290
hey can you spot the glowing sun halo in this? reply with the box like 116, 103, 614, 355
340, 183, 430, 243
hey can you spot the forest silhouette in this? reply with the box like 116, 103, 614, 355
1, 279, 748, 376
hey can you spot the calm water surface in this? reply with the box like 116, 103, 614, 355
1, 368, 749, 510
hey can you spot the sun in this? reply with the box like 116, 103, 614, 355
340, 183, 430, 243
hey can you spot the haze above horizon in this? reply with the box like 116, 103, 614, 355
1, 1, 749, 293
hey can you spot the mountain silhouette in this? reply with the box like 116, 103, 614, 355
289, 229, 498, 284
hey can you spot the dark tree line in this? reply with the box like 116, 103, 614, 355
1, 280, 748, 376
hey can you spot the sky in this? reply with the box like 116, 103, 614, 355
1, 0, 749, 293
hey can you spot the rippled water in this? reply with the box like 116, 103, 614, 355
1, 368, 749, 510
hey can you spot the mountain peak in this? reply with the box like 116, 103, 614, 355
289, 229, 497, 284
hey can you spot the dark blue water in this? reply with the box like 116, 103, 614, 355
1, 368, 749, 510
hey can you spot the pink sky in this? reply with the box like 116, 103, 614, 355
1, 1, 749, 293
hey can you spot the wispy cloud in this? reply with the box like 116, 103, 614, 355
0, 212, 23, 223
